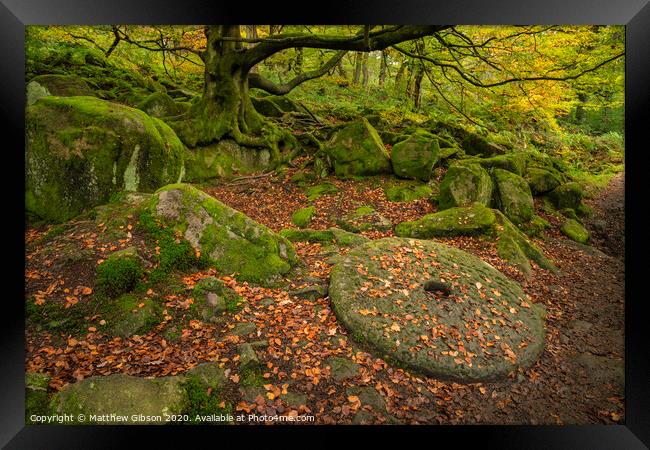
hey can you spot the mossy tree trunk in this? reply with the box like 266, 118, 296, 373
171, 26, 449, 157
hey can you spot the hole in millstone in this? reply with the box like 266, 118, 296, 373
423, 279, 452, 296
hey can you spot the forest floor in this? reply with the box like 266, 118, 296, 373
25, 169, 625, 425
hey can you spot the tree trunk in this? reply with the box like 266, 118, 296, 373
336, 59, 347, 78
412, 64, 424, 109
378, 50, 387, 86
575, 92, 588, 124
170, 25, 295, 160
353, 52, 362, 84
394, 59, 406, 96
361, 52, 370, 87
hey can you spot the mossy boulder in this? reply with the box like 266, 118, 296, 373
95, 247, 143, 298
336, 207, 392, 233
394, 203, 496, 238
108, 294, 161, 338
191, 277, 242, 320
279, 227, 369, 248
137, 92, 184, 118
390, 130, 440, 181
26, 96, 185, 222
291, 206, 316, 228
329, 237, 545, 382
395, 206, 554, 276
324, 118, 392, 177
477, 153, 527, 176
251, 95, 307, 117
438, 163, 493, 210
149, 184, 297, 285
183, 139, 272, 182
547, 182, 584, 210
561, 218, 590, 244
26, 372, 51, 422
526, 167, 563, 195
492, 169, 534, 225
429, 122, 504, 157
384, 184, 433, 202
49, 373, 186, 424
29, 74, 96, 98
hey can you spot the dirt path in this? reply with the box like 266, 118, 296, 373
586, 172, 625, 261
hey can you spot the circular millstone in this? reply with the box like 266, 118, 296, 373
329, 237, 545, 382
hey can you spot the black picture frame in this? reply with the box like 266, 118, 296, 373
2, 1, 648, 447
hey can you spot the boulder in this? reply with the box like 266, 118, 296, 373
50, 373, 186, 424
137, 92, 185, 118
29, 74, 96, 98
394, 203, 496, 238
336, 206, 392, 233
329, 237, 546, 382
108, 295, 160, 338
430, 121, 504, 156
547, 182, 584, 210
525, 167, 563, 195
325, 356, 360, 382
384, 184, 433, 202
561, 218, 590, 244
476, 153, 527, 176
183, 139, 272, 182
26, 96, 185, 222
438, 163, 493, 210
324, 118, 392, 177
492, 169, 534, 225
192, 277, 242, 320
390, 130, 440, 181
149, 183, 297, 285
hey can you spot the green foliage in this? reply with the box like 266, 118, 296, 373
95, 250, 143, 298
291, 206, 316, 228
138, 210, 207, 282
181, 376, 232, 424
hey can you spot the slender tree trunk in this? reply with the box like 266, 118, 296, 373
294, 47, 303, 75
394, 59, 406, 96
575, 92, 588, 124
378, 50, 387, 86
361, 52, 370, 87
353, 52, 362, 84
412, 64, 424, 109
336, 60, 347, 78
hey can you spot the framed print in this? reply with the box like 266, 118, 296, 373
1, 0, 648, 447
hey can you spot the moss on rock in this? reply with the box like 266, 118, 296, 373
50, 373, 186, 424
526, 167, 563, 195
384, 184, 433, 202
183, 139, 272, 182
291, 206, 316, 228
324, 118, 392, 178
394, 203, 496, 238
137, 91, 184, 118
561, 218, 590, 244
29, 74, 96, 98
438, 163, 493, 210
191, 277, 243, 320
26, 96, 185, 222
150, 183, 297, 285
390, 130, 440, 181
305, 182, 338, 201
548, 182, 584, 210
108, 294, 161, 338
95, 247, 143, 298
492, 168, 534, 225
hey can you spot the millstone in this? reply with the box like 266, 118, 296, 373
329, 237, 545, 382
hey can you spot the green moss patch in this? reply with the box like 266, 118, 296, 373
391, 129, 440, 181
384, 184, 433, 202
305, 182, 339, 201
395, 203, 496, 238
95, 247, 143, 298
492, 168, 534, 225
291, 206, 316, 228
561, 218, 590, 244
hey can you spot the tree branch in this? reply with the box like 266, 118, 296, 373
241, 25, 451, 69
393, 44, 625, 88
248, 50, 347, 95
